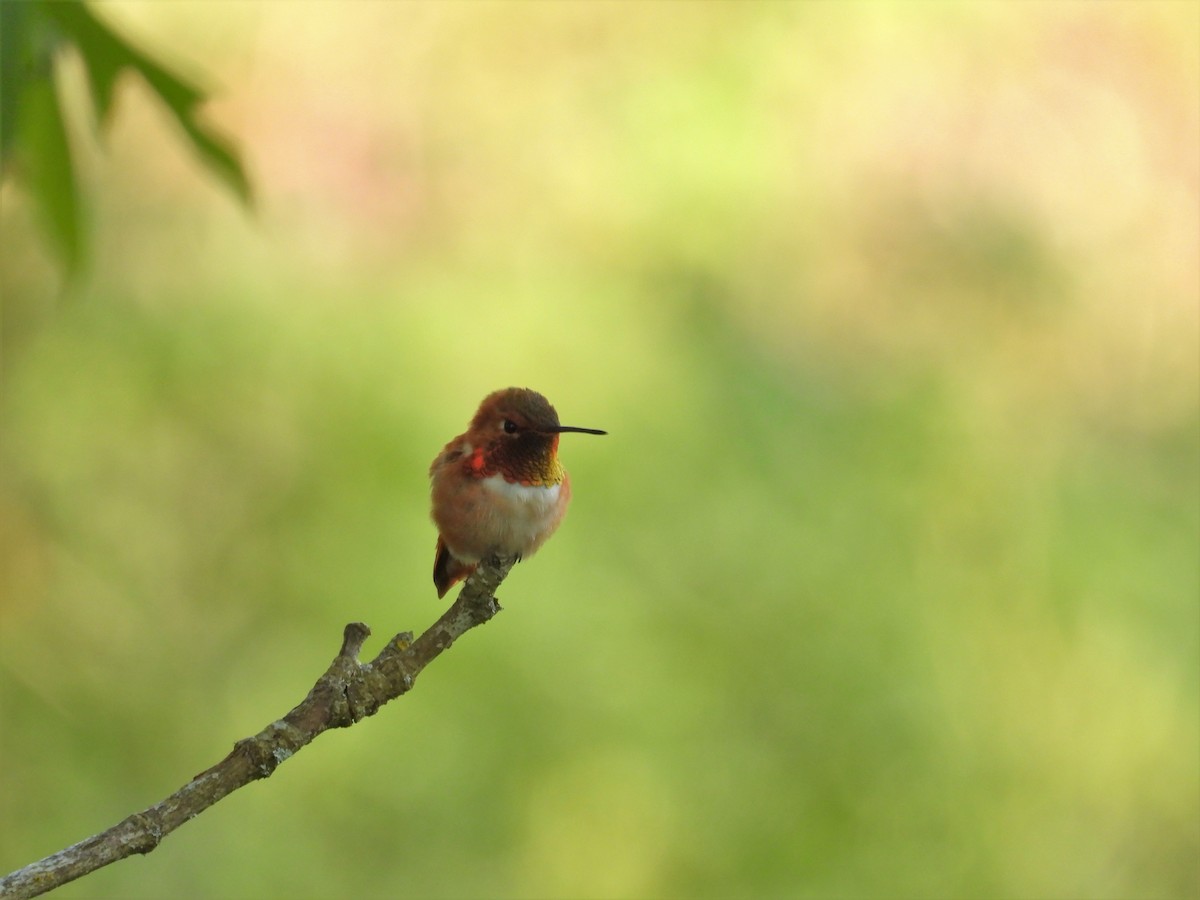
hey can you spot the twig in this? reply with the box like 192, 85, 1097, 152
0, 554, 518, 900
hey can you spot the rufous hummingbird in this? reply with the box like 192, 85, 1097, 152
429, 387, 606, 598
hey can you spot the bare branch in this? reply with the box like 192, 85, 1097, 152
0, 554, 518, 900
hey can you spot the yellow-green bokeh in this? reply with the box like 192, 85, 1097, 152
2, 3, 1197, 898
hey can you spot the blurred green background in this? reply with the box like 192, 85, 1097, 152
2, 2, 1197, 898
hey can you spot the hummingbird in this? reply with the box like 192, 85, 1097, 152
429, 387, 606, 598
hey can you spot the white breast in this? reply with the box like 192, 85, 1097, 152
479, 474, 563, 556
482, 473, 560, 510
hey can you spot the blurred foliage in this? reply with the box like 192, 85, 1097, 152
1, 2, 1198, 899
0, 0, 249, 278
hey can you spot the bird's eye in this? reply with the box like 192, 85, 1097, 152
502, 419, 519, 434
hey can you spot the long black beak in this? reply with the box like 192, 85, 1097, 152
547, 425, 607, 435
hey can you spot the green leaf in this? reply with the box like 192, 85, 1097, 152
41, 1, 252, 205
176, 115, 253, 205
18, 74, 84, 276
0, 1, 33, 162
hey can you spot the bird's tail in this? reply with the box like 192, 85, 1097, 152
433, 536, 478, 598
